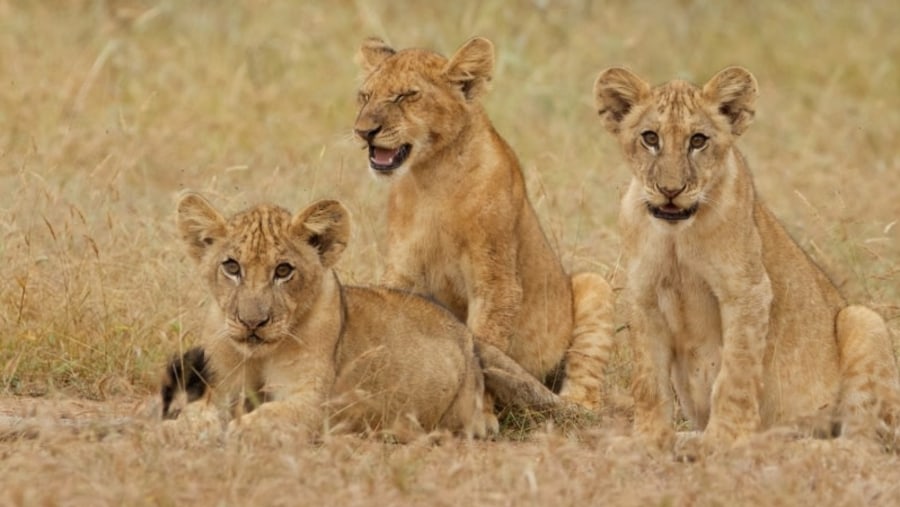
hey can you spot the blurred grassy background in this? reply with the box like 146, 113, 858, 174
1, 0, 898, 398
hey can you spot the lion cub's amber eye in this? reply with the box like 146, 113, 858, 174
274, 263, 294, 280
357, 92, 371, 104
641, 131, 660, 149
690, 133, 709, 150
221, 259, 241, 277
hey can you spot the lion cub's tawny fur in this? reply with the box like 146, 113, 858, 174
353, 37, 615, 410
593, 66, 900, 451
174, 194, 491, 439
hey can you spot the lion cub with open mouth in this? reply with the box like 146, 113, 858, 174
167, 194, 495, 440
594, 66, 900, 452
353, 36, 615, 411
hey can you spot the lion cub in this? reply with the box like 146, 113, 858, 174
593, 66, 900, 451
353, 36, 615, 411
171, 193, 492, 439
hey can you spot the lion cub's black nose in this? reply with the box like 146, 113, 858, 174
240, 316, 270, 330
657, 184, 686, 199
355, 125, 382, 142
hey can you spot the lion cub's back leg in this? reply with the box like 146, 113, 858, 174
836, 305, 900, 437
558, 272, 616, 411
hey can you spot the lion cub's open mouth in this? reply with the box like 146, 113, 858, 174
648, 202, 699, 222
369, 144, 411, 173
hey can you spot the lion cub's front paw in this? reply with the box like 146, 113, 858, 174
226, 405, 316, 446
676, 424, 746, 460
634, 424, 676, 456
159, 402, 224, 445
673, 431, 708, 462
227, 416, 282, 447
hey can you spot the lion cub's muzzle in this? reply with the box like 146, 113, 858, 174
647, 184, 699, 222
233, 314, 274, 346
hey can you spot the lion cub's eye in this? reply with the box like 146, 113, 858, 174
641, 131, 660, 149
689, 133, 709, 150
274, 263, 294, 281
221, 259, 241, 277
393, 90, 418, 103
357, 91, 371, 105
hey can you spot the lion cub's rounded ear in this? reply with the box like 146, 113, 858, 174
593, 67, 651, 134
702, 66, 758, 136
176, 193, 227, 262
291, 200, 351, 269
356, 37, 396, 75
443, 36, 494, 100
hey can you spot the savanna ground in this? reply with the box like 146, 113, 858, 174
1, 0, 900, 505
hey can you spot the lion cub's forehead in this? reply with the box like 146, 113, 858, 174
225, 205, 296, 259
645, 80, 711, 130
365, 49, 447, 87
651, 81, 703, 115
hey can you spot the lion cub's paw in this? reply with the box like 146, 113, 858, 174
482, 410, 500, 438
559, 389, 601, 413
159, 402, 224, 445
675, 426, 750, 461
673, 431, 708, 462
634, 424, 676, 456
226, 406, 316, 447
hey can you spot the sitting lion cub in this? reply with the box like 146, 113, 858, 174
353, 36, 615, 411
171, 193, 493, 439
593, 66, 900, 451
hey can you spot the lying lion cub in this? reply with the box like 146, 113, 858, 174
169, 194, 496, 439
593, 66, 900, 451
166, 194, 569, 439
353, 36, 615, 411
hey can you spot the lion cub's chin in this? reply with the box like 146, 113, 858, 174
369, 162, 411, 179
228, 334, 280, 356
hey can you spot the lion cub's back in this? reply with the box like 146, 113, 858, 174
331, 286, 475, 431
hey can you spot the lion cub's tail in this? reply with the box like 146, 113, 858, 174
557, 272, 617, 411
161, 346, 212, 420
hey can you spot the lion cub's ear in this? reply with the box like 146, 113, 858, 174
176, 193, 227, 262
443, 36, 494, 100
593, 67, 651, 134
291, 200, 351, 269
356, 37, 396, 74
702, 66, 758, 136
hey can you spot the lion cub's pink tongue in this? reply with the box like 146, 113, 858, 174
372, 147, 399, 165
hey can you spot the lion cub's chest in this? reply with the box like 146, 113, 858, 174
634, 234, 724, 427
386, 199, 468, 319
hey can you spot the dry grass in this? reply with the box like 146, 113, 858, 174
2, 398, 899, 506
1, 0, 900, 504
